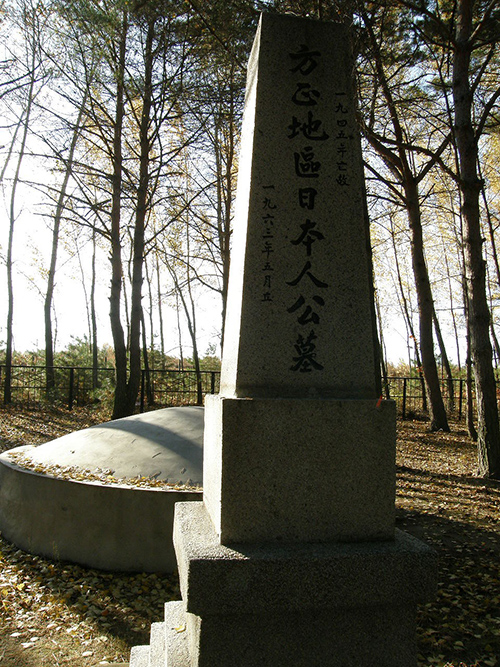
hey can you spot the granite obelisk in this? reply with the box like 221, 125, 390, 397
129, 14, 437, 667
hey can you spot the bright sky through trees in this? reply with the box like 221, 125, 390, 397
0, 175, 443, 365
0, 189, 222, 358
0, 0, 496, 380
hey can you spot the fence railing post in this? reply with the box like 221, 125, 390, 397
13, 369, 482, 419
459, 378, 463, 421
68, 368, 75, 410
140, 370, 145, 413
402, 377, 407, 420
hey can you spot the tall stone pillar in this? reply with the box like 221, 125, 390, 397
130, 13, 437, 667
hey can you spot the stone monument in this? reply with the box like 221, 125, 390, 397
130, 13, 437, 667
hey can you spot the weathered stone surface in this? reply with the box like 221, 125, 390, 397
164, 601, 190, 667
165, 599, 420, 667
174, 502, 437, 617
149, 622, 165, 667
0, 455, 201, 573
129, 645, 149, 667
187, 604, 418, 667
204, 395, 396, 543
220, 13, 380, 400
22, 406, 204, 484
170, 502, 437, 667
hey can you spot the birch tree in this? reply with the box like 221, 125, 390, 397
2, 0, 50, 402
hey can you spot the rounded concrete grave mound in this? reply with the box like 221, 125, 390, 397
0, 406, 204, 573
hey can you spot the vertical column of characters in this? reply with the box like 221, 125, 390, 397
261, 185, 277, 303
334, 93, 351, 188
286, 44, 330, 373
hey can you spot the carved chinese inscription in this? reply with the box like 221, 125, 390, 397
286, 44, 331, 373
334, 94, 351, 187
261, 185, 277, 303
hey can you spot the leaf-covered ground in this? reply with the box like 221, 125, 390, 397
0, 404, 112, 455
397, 422, 500, 667
0, 406, 499, 666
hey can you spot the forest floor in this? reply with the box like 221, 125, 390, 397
0, 404, 499, 667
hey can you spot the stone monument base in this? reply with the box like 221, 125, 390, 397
146, 501, 437, 667
203, 395, 397, 543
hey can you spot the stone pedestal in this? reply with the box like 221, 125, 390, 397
161, 397, 437, 667
203, 395, 396, 543
162, 502, 437, 667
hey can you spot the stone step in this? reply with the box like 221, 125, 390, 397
129, 602, 189, 667
129, 621, 167, 667
164, 601, 189, 666
150, 622, 166, 667
129, 644, 150, 667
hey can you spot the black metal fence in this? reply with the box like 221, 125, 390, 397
0, 365, 117, 409
0, 365, 493, 420
139, 369, 220, 410
0, 365, 221, 410
383, 375, 472, 420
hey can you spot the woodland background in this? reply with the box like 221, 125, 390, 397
1, 0, 500, 472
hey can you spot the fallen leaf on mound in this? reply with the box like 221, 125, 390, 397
6, 452, 202, 491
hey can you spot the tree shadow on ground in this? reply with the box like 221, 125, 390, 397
396, 472, 500, 667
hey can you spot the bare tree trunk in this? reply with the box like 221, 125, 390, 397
141, 308, 153, 407
375, 287, 390, 399
175, 282, 203, 405
90, 228, 99, 390
486, 264, 500, 366
453, 0, 500, 476
4, 48, 37, 403
360, 9, 447, 428
45, 93, 87, 395
175, 290, 185, 370
145, 260, 155, 369
110, 11, 129, 419
482, 183, 500, 367
389, 214, 427, 412
123, 16, 155, 416
490, 320, 500, 370
466, 323, 478, 442
405, 177, 449, 430
2, 112, 26, 403
443, 233, 462, 372
213, 62, 238, 352
479, 162, 500, 293
155, 252, 166, 368
432, 307, 454, 413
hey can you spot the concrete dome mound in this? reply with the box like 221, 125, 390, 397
0, 407, 205, 573
24, 406, 204, 485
